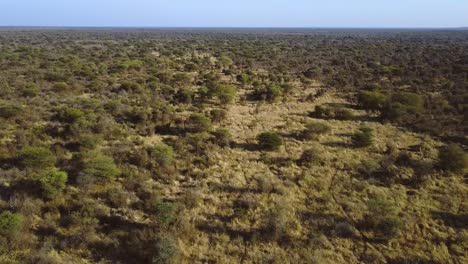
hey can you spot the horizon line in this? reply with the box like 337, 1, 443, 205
0, 25, 467, 29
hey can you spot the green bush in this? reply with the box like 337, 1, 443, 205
257, 132, 283, 151
0, 211, 22, 236
155, 202, 178, 227
77, 151, 120, 184
439, 144, 467, 173
20, 147, 56, 169
265, 84, 283, 102
357, 90, 387, 111
39, 169, 68, 199
302, 122, 331, 140
187, 113, 212, 133
52, 82, 69, 92
352, 128, 373, 148
60, 107, 85, 123
151, 143, 175, 166
22, 83, 39, 97
216, 84, 237, 104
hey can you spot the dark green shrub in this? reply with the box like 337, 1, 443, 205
150, 143, 175, 166
20, 147, 56, 169
0, 211, 22, 236
312, 105, 333, 119
0, 103, 22, 119
376, 216, 403, 239
352, 128, 373, 148
257, 132, 283, 151
439, 144, 467, 173
302, 122, 331, 140
187, 113, 212, 133
39, 169, 68, 199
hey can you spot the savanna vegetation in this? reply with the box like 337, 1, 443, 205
0, 28, 466, 263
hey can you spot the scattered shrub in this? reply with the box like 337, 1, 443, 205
357, 90, 387, 111
257, 132, 283, 151
52, 82, 69, 92
302, 122, 331, 140
210, 109, 227, 123
187, 113, 212, 133
352, 128, 373, 148
438, 144, 467, 173
334, 108, 354, 120
211, 128, 232, 147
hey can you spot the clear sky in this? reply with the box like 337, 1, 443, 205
0, 0, 467, 28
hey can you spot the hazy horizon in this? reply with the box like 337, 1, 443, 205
1, 0, 467, 28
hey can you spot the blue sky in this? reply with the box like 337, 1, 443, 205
0, 0, 467, 28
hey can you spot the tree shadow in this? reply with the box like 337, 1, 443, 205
431, 211, 468, 229
322, 141, 352, 148
232, 142, 259, 152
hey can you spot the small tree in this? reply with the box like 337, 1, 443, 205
257, 132, 283, 151
20, 147, 56, 169
0, 211, 22, 236
352, 128, 373, 148
216, 84, 237, 104
439, 144, 467, 173
39, 169, 68, 199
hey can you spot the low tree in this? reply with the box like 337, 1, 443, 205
257, 132, 283, 151
19, 147, 56, 170
39, 169, 68, 199
0, 211, 22, 236
76, 151, 120, 184
150, 143, 175, 166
